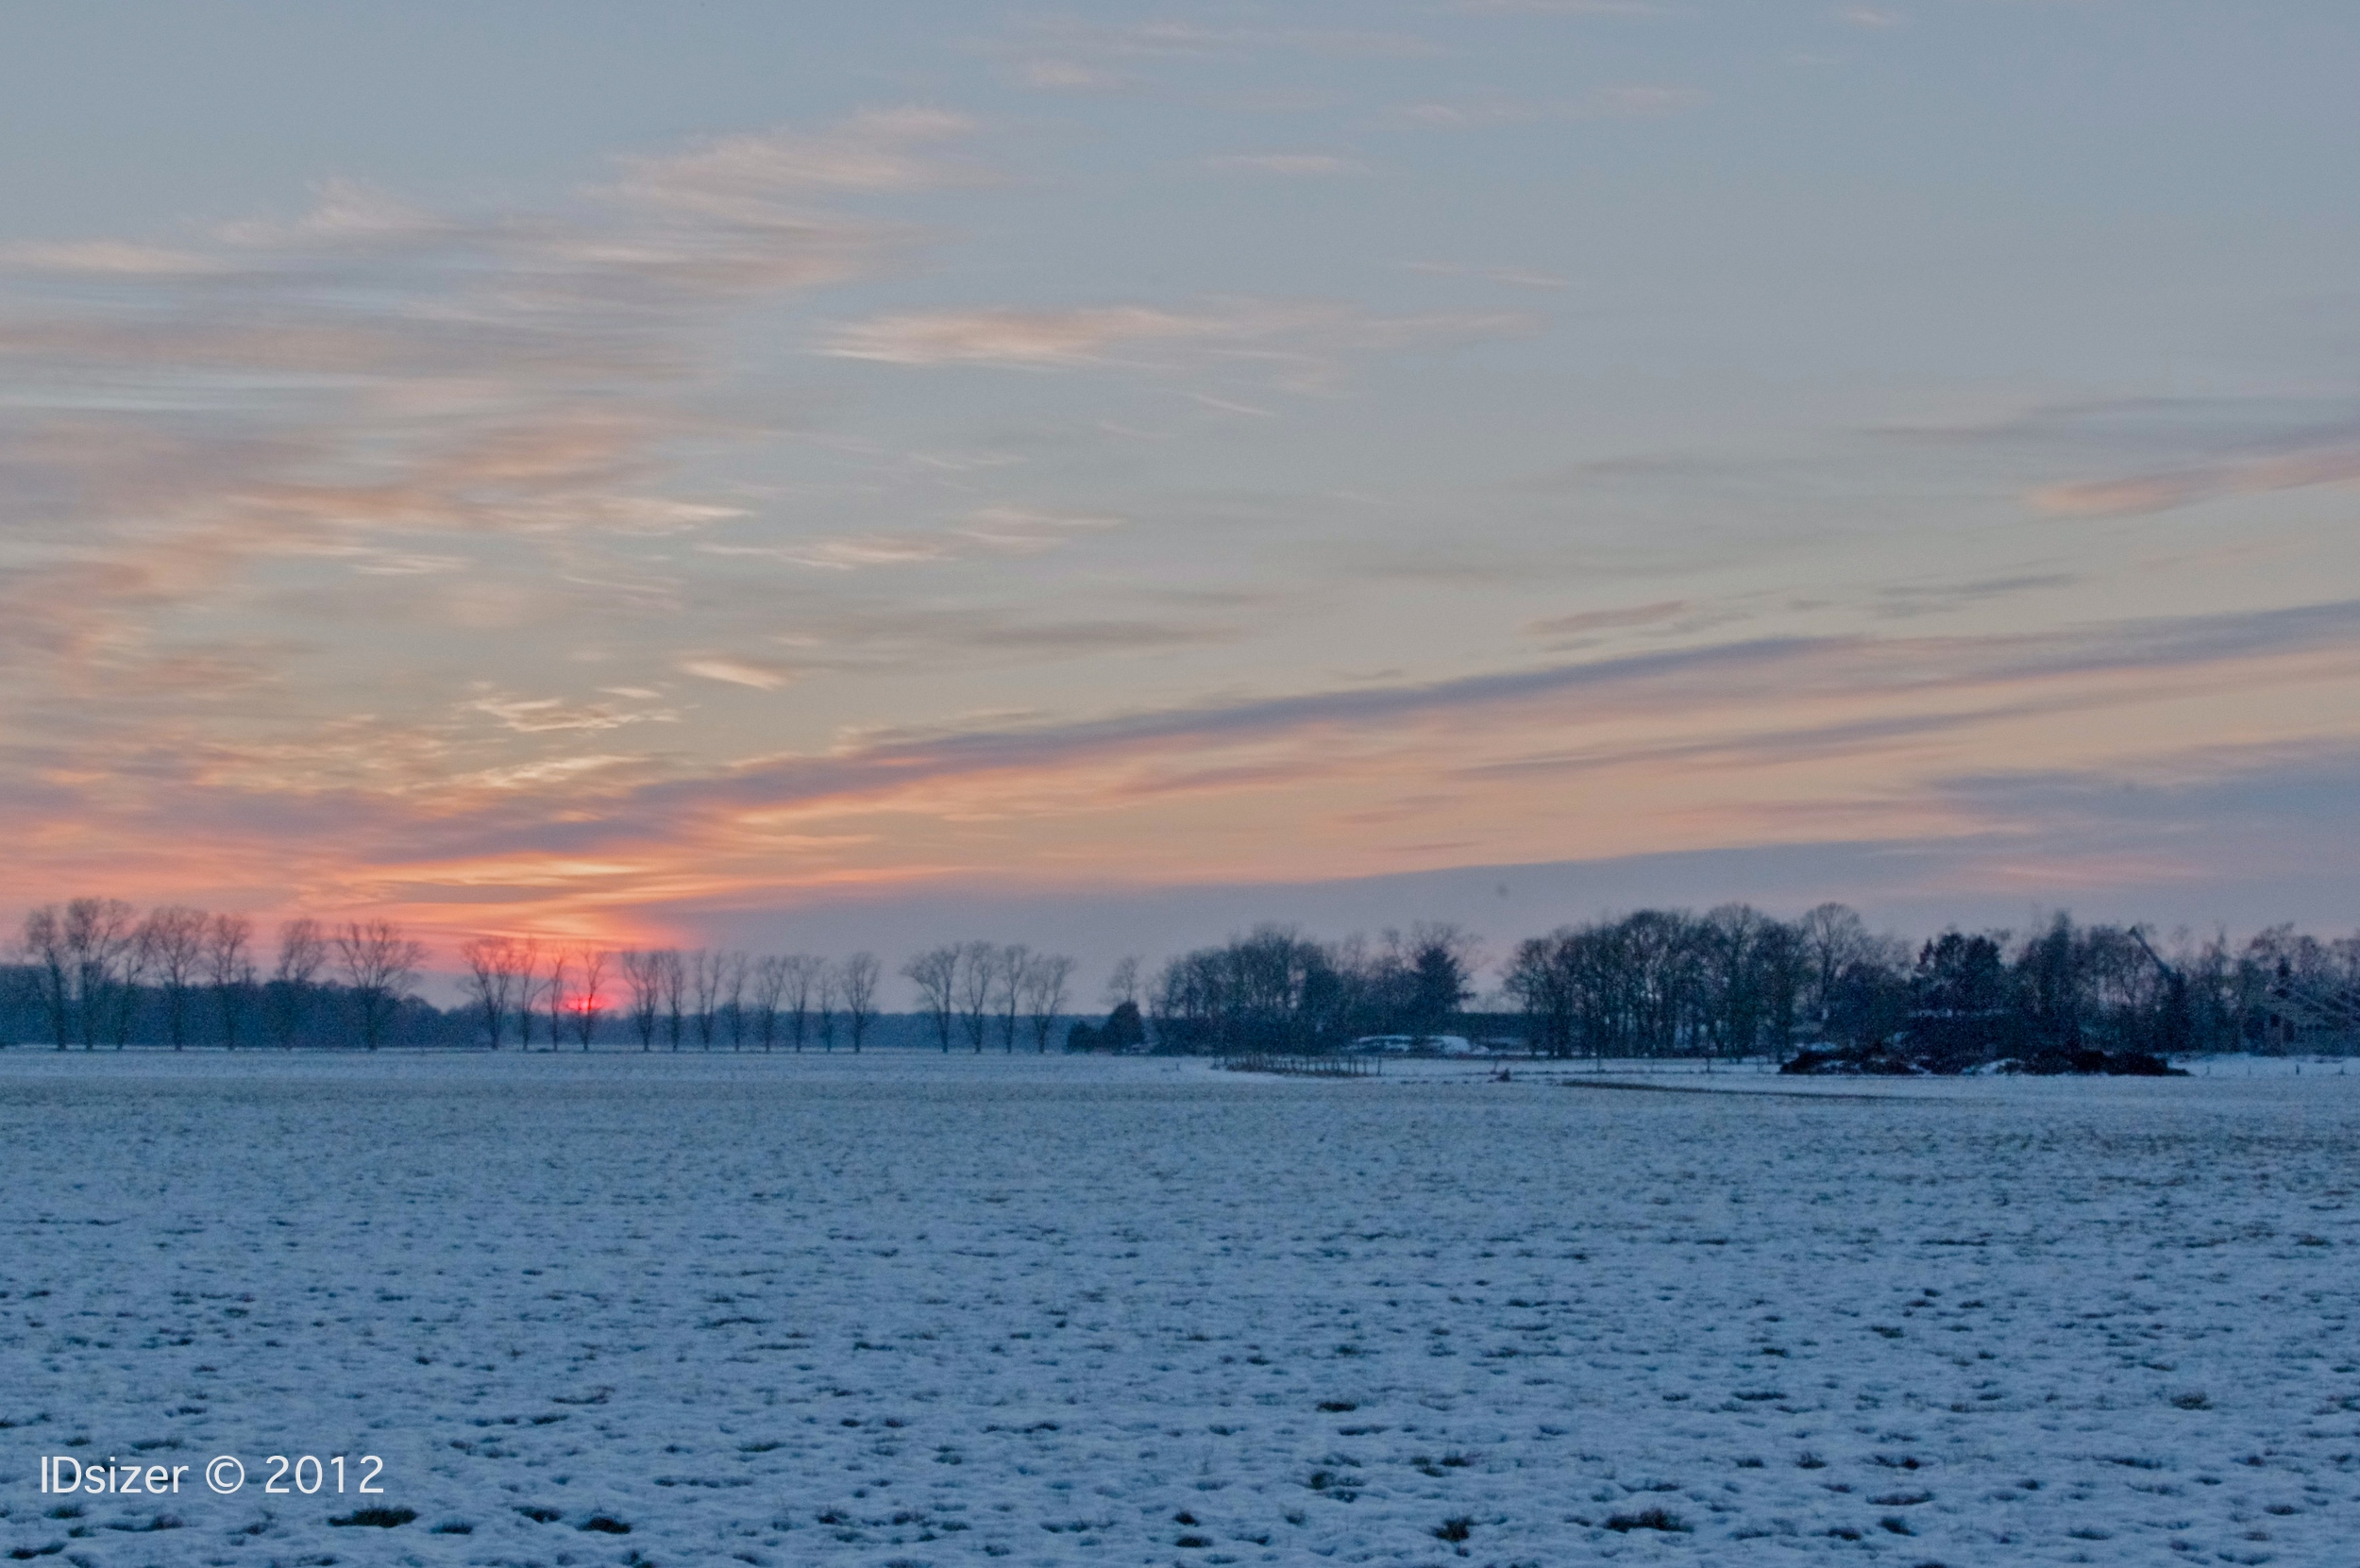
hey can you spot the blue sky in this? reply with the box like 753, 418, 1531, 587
4, 1, 2356, 989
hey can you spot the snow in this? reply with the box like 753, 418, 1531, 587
3, 1050, 2357, 1565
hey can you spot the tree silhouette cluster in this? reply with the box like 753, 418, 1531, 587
8, 895, 2354, 1060
1145, 924, 1478, 1054
15, 901, 427, 1051
610, 949, 885, 1053
900, 942, 1076, 1053
1503, 903, 2359, 1069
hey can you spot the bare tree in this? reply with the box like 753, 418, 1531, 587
687, 949, 723, 1050
661, 948, 687, 1050
1022, 953, 1076, 1053
206, 913, 256, 1050
781, 954, 819, 1051
109, 905, 157, 1048
61, 898, 139, 1050
621, 950, 666, 1051
840, 952, 879, 1054
1104, 954, 1143, 1011
815, 965, 838, 1052
902, 946, 960, 1053
957, 940, 998, 1053
750, 955, 788, 1051
722, 952, 750, 1050
20, 906, 73, 1049
1797, 902, 1873, 1037
269, 917, 327, 1049
143, 905, 210, 1050
335, 919, 428, 1050
994, 943, 1030, 1053
460, 936, 522, 1050
513, 937, 545, 1049
572, 948, 609, 1050
544, 948, 570, 1051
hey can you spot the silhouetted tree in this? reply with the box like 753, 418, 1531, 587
268, 917, 327, 1050
206, 913, 256, 1050
1020, 953, 1074, 1052
621, 949, 666, 1051
840, 953, 880, 1053
572, 948, 609, 1049
336, 919, 427, 1050
957, 940, 997, 1052
460, 936, 524, 1050
143, 905, 209, 1050
20, 905, 74, 1050
903, 946, 960, 1053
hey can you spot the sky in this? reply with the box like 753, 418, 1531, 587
5, 1, 2358, 998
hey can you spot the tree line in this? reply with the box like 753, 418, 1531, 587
900, 942, 1076, 1052
9, 893, 2355, 1058
1146, 924, 1477, 1054
3, 898, 1074, 1053
14, 900, 430, 1051
1499, 904, 2359, 1067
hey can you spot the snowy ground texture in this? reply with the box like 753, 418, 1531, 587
4, 1053, 2358, 1567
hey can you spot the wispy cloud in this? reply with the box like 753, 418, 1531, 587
2031, 442, 2360, 516
0, 107, 977, 765
819, 299, 1537, 387
677, 655, 799, 690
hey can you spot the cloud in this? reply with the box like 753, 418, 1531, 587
2031, 442, 2360, 516
603, 108, 976, 216
955, 506, 1124, 552
1874, 394, 2360, 521
450, 595, 2360, 849
701, 533, 954, 570
822, 306, 1210, 368
0, 106, 976, 709
819, 299, 1538, 387
465, 691, 676, 733
677, 656, 798, 690
10, 591, 2358, 947
1837, 7, 1906, 26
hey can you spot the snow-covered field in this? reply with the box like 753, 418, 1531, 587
4, 1052, 2356, 1566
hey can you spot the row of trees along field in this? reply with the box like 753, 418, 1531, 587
2, 898, 1078, 1053
8, 895, 2355, 1057
13, 902, 432, 1051
1499, 904, 2360, 1066
1144, 909, 2359, 1063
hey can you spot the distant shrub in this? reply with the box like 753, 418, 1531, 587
329, 1506, 416, 1527
1605, 1508, 1688, 1533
